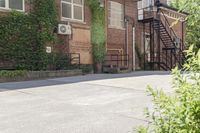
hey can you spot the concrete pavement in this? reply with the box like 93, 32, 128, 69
0, 71, 173, 133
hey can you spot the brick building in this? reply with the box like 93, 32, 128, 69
0, 0, 187, 71
105, 0, 187, 71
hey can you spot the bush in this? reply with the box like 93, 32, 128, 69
0, 0, 57, 71
80, 65, 94, 74
46, 53, 70, 70
0, 70, 27, 78
137, 46, 200, 132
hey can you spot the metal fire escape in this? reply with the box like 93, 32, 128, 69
138, 0, 185, 71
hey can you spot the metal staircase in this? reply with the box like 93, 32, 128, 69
142, 9, 186, 71
153, 19, 175, 49
154, 9, 185, 70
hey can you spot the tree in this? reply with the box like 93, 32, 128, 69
137, 46, 200, 132
170, 0, 200, 50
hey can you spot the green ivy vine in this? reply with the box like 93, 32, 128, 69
0, 0, 57, 70
86, 0, 106, 64
0, 0, 106, 70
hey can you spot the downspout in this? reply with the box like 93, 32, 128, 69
124, 0, 129, 67
132, 26, 136, 71
126, 19, 129, 66
124, 0, 126, 53
105, 0, 108, 51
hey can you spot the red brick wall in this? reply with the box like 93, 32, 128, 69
106, 0, 139, 69
106, 0, 125, 51
0, 0, 187, 68
28, 0, 93, 64
53, 0, 93, 64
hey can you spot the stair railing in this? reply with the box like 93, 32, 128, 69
159, 10, 179, 46
159, 9, 186, 51
158, 9, 186, 67
104, 54, 129, 68
161, 51, 170, 69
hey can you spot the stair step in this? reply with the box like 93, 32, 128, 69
161, 34, 170, 36
161, 35, 170, 38
161, 35, 171, 38
160, 30, 166, 32
161, 39, 171, 41
162, 42, 172, 44
161, 34, 169, 37
161, 38, 172, 41
160, 30, 167, 32
161, 38, 171, 40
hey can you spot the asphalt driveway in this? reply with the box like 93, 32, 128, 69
0, 71, 173, 133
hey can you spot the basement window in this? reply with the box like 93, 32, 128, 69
0, 0, 24, 11
61, 0, 84, 22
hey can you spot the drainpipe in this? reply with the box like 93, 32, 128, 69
104, 0, 108, 52
132, 27, 136, 71
125, 18, 129, 66
124, 0, 126, 55
124, 0, 130, 68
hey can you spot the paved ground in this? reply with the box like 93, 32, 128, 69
0, 71, 173, 133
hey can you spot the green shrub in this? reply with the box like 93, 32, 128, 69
137, 46, 200, 132
0, 0, 57, 71
0, 70, 27, 78
46, 53, 70, 70
80, 65, 94, 74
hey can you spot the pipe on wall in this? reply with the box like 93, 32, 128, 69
132, 27, 136, 71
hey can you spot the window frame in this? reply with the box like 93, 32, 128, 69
167, 0, 171, 5
0, 0, 25, 12
61, 0, 84, 22
108, 1, 125, 29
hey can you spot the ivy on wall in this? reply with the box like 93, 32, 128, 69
0, 0, 106, 70
31, 0, 57, 42
86, 0, 106, 64
0, 0, 57, 70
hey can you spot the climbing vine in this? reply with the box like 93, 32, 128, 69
0, 0, 57, 70
86, 0, 106, 64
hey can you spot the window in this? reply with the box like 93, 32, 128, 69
0, 0, 5, 8
167, 0, 171, 5
137, 0, 154, 20
61, 0, 84, 21
143, 0, 154, 8
108, 1, 124, 28
138, 0, 154, 9
0, 0, 24, 11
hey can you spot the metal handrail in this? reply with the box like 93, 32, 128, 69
145, 51, 172, 69
104, 54, 129, 68
159, 9, 186, 51
159, 9, 186, 67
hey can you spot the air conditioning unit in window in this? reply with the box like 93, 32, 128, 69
58, 24, 72, 35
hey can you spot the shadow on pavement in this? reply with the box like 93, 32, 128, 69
0, 71, 170, 92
